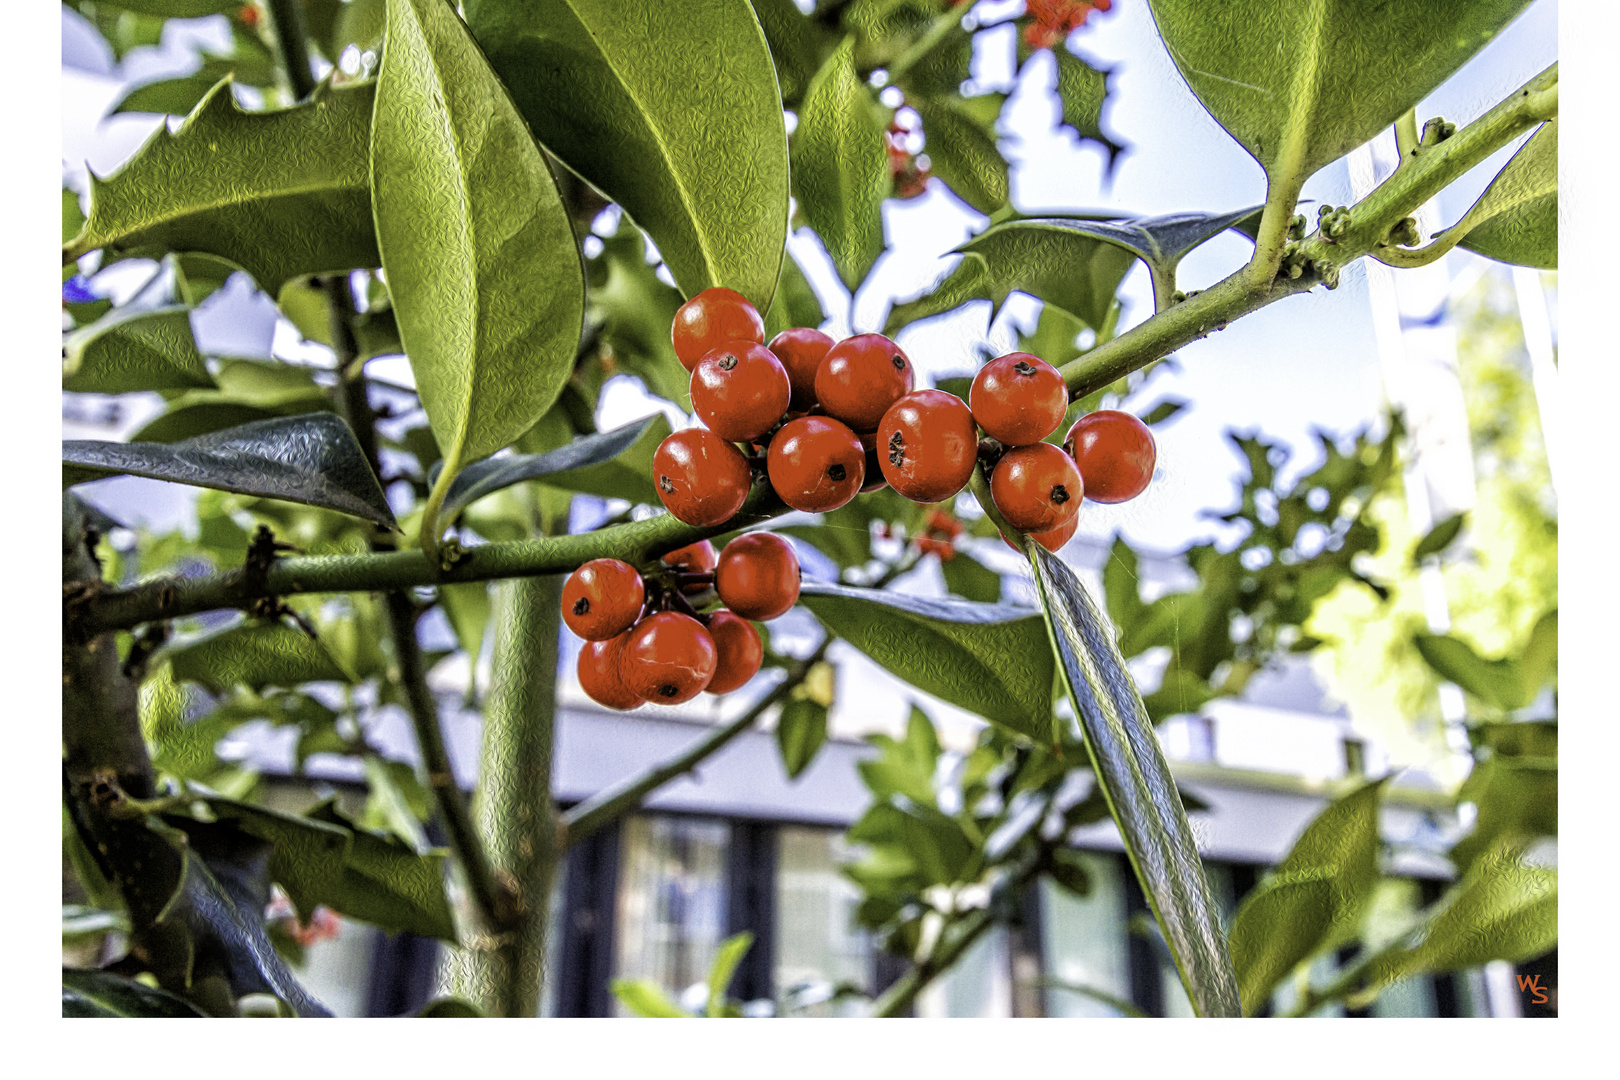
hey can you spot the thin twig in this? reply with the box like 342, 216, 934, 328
561, 639, 832, 846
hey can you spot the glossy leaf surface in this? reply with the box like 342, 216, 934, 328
64, 79, 379, 295
168, 622, 355, 694
1145, 0, 1532, 185
1227, 779, 1388, 1015
62, 306, 215, 393
1459, 119, 1557, 269
1028, 543, 1240, 1017
777, 698, 829, 779
1034, 205, 1264, 283
372, 0, 586, 478
888, 218, 1135, 333
793, 37, 889, 290
63, 413, 396, 528
438, 414, 673, 514
798, 581, 1053, 739
464, 0, 789, 310
62, 967, 208, 1017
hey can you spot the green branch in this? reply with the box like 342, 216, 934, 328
561, 639, 831, 846
76, 485, 789, 635
383, 591, 508, 933
1057, 62, 1557, 400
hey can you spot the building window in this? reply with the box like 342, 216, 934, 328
775, 825, 873, 1016
1039, 853, 1133, 1017
613, 815, 730, 1014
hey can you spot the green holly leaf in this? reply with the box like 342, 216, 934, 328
1227, 778, 1389, 1015
1052, 49, 1125, 172
62, 968, 208, 1018
909, 94, 1009, 214
167, 621, 356, 694
793, 36, 890, 291
1458, 119, 1557, 269
62, 306, 216, 394
798, 581, 1053, 739
464, 0, 789, 311
1145, 0, 1533, 187
1027, 543, 1241, 1018
777, 698, 829, 779
372, 0, 585, 499
64, 79, 379, 296
437, 414, 674, 514
64, 413, 396, 527
887, 218, 1136, 334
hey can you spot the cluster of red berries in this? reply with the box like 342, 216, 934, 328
1022, 0, 1113, 52
652, 287, 1157, 553
563, 533, 801, 711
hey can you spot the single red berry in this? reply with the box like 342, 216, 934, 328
690, 341, 792, 442
716, 533, 801, 621
1064, 410, 1157, 503
654, 428, 753, 527
578, 633, 645, 711
562, 559, 645, 641
877, 389, 978, 504
814, 333, 915, 433
970, 352, 1069, 446
1000, 513, 1080, 554
768, 328, 833, 412
662, 539, 718, 575
766, 416, 865, 513
623, 612, 718, 704
989, 442, 1083, 533
672, 287, 764, 372
706, 611, 764, 694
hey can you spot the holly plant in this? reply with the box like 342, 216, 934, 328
62, 0, 1555, 1018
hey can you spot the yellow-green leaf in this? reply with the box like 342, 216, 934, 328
372, 0, 586, 490
464, 0, 789, 310
1145, 0, 1533, 187
1459, 119, 1557, 269
62, 306, 216, 394
64, 79, 380, 295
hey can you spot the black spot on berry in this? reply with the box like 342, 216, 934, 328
892, 353, 906, 370
718, 354, 738, 371
572, 597, 590, 616
1013, 361, 1037, 376
659, 475, 675, 494
888, 430, 906, 467
828, 463, 847, 482
658, 685, 678, 698
1051, 485, 1071, 505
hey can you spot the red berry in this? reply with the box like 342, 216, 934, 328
767, 328, 833, 412
690, 341, 792, 442
814, 333, 915, 433
654, 428, 753, 527
622, 612, 718, 704
716, 532, 801, 621
1000, 514, 1080, 554
989, 442, 1082, 533
578, 633, 645, 711
662, 539, 718, 575
970, 352, 1069, 446
766, 416, 865, 513
877, 389, 978, 504
672, 287, 764, 372
1064, 410, 1157, 503
706, 611, 764, 694
562, 559, 645, 641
